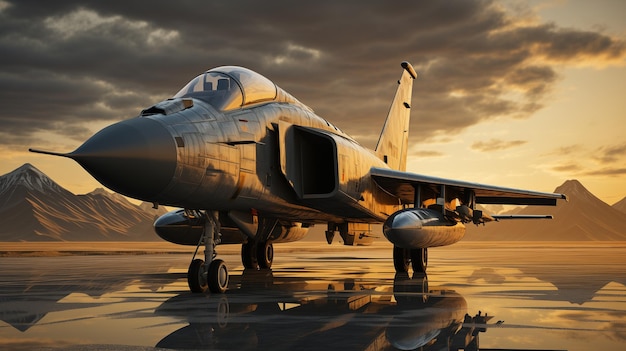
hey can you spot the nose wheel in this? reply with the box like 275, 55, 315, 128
188, 258, 229, 293
187, 211, 229, 293
188, 258, 208, 293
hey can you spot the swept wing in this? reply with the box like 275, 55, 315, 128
371, 167, 566, 207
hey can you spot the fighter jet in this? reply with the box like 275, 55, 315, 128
30, 62, 566, 293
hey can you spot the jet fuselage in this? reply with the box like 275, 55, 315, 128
74, 91, 401, 226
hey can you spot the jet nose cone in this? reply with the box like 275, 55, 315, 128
70, 117, 176, 200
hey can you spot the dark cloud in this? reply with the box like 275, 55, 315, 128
584, 167, 626, 177
410, 149, 445, 158
546, 144, 583, 157
593, 142, 626, 164
546, 142, 626, 178
471, 138, 527, 152
551, 163, 583, 173
551, 143, 626, 177
1, 0, 625, 150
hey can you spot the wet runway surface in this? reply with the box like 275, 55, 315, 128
1, 241, 625, 350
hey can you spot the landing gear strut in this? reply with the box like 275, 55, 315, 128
393, 246, 428, 273
187, 211, 229, 293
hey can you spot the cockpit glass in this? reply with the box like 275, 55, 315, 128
173, 72, 243, 111
227, 67, 277, 104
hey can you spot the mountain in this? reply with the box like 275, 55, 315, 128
613, 196, 626, 214
0, 163, 168, 241
3, 165, 623, 242
466, 179, 626, 241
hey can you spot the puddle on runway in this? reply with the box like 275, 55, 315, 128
0, 242, 625, 350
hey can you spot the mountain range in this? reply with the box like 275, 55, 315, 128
1, 164, 625, 241
613, 196, 626, 215
465, 179, 626, 240
0, 163, 167, 241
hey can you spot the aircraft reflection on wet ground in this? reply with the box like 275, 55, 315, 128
155, 271, 490, 351
0, 257, 491, 350
0, 242, 625, 350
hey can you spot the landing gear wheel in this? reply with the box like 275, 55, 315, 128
188, 258, 208, 293
207, 259, 229, 293
393, 246, 410, 273
257, 241, 274, 269
241, 241, 259, 269
411, 248, 428, 273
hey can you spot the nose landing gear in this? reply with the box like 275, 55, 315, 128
187, 211, 229, 293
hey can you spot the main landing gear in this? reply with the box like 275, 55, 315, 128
188, 211, 229, 293
393, 246, 428, 273
241, 240, 274, 269
241, 217, 277, 270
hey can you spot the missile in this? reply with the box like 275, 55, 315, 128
383, 208, 466, 249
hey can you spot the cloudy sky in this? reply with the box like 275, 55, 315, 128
1, 0, 625, 204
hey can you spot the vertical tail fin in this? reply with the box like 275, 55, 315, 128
375, 61, 417, 171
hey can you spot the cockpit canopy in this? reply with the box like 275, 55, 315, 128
173, 66, 280, 111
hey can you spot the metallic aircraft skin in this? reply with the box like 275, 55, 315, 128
68, 67, 405, 222
30, 62, 566, 293
31, 64, 415, 244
